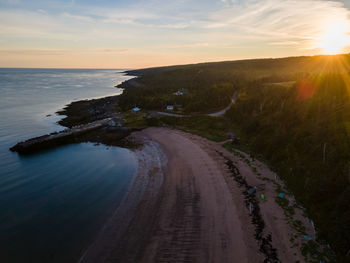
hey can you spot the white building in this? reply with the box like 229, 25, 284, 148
166, 105, 174, 111
131, 107, 141, 113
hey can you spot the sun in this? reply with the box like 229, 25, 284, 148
318, 21, 350, 55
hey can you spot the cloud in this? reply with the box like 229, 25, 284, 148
1, 0, 21, 4
102, 48, 128, 53
268, 41, 299, 46
61, 12, 94, 22
164, 42, 210, 49
1, 0, 350, 68
36, 9, 47, 14
0, 48, 129, 56
203, 0, 350, 49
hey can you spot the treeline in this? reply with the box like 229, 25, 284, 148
119, 67, 239, 112
227, 73, 350, 261
118, 55, 319, 112
118, 54, 350, 261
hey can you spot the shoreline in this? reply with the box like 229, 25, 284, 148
78, 127, 319, 263
78, 133, 166, 263
8, 71, 333, 262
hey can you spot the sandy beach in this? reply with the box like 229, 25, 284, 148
79, 127, 316, 263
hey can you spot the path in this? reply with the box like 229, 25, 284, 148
207, 91, 237, 117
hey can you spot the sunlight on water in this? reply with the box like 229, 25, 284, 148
0, 69, 136, 263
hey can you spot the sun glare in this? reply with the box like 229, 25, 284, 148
318, 21, 350, 55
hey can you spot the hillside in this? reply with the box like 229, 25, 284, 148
119, 55, 350, 113
117, 54, 350, 261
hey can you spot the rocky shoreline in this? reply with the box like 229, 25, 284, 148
10, 85, 141, 154
56, 95, 120, 128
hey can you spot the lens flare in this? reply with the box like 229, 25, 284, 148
317, 21, 350, 55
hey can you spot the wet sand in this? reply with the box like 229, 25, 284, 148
79, 127, 315, 263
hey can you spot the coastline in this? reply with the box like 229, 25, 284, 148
0, 68, 143, 263
78, 132, 166, 263
5, 60, 344, 262
78, 127, 318, 263
8, 70, 332, 262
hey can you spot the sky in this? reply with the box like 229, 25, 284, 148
0, 0, 350, 69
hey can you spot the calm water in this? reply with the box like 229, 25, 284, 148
0, 69, 137, 263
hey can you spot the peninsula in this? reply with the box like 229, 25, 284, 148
11, 55, 350, 262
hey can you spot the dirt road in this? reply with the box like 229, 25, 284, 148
208, 91, 237, 117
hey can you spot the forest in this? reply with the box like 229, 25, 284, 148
118, 54, 350, 261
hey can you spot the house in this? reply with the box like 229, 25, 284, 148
107, 119, 117, 127
174, 88, 189, 96
166, 105, 174, 111
107, 119, 125, 127
131, 107, 141, 113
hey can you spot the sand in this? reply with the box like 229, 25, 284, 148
79, 127, 316, 263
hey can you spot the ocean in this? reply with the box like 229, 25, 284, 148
0, 68, 137, 263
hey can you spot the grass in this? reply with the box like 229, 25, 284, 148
123, 111, 148, 128
301, 240, 337, 263
122, 110, 230, 143
116, 55, 350, 261
158, 115, 230, 142
223, 137, 336, 262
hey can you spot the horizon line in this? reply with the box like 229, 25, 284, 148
1, 53, 348, 71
